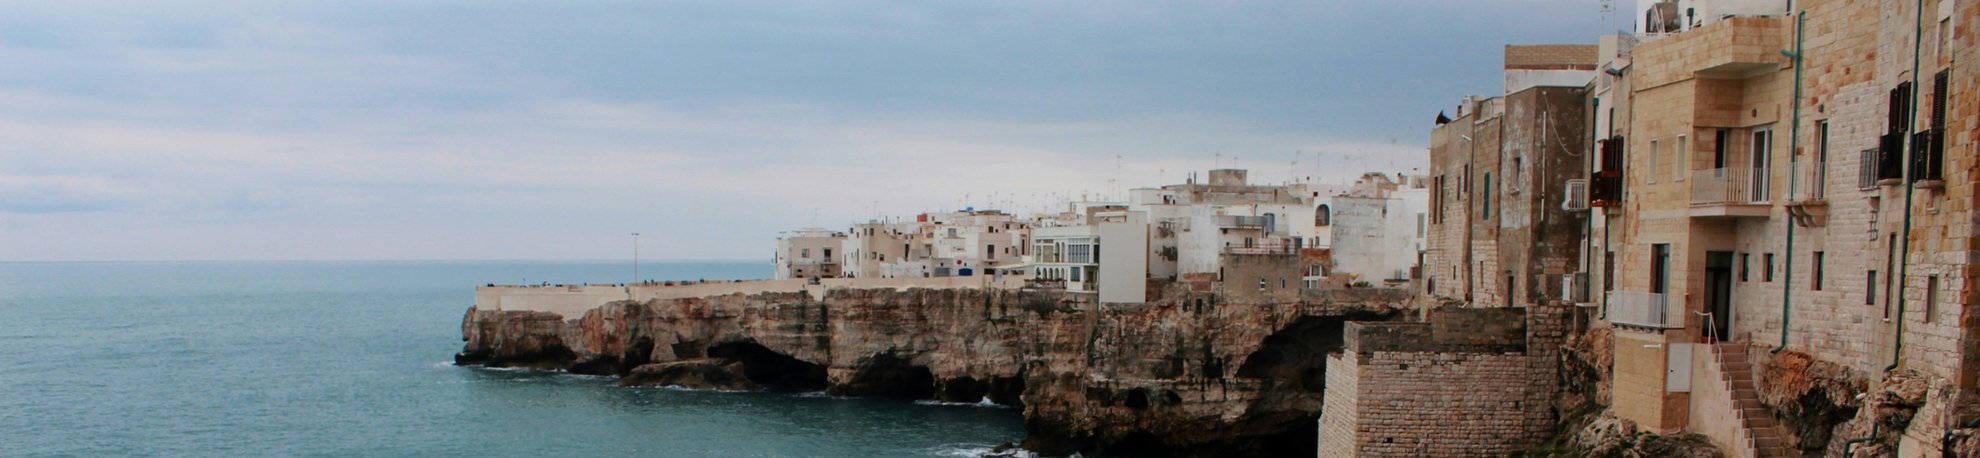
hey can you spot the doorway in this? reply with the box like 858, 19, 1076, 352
1705, 251, 1734, 342
1652, 244, 1671, 326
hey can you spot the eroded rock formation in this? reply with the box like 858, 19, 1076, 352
456, 286, 1413, 457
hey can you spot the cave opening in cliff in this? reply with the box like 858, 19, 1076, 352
935, 374, 1026, 407
1227, 312, 1395, 457
1235, 313, 1389, 391
829, 352, 936, 398
705, 341, 828, 392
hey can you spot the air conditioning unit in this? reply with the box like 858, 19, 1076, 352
1563, 272, 1592, 304
1562, 179, 1590, 211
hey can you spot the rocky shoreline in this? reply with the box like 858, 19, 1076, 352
456, 286, 1414, 457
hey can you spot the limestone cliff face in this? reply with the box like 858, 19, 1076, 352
456, 286, 1412, 457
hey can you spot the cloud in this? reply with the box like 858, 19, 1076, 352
0, 175, 140, 213
0, 0, 1618, 261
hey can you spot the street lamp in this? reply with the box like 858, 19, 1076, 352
631, 232, 641, 284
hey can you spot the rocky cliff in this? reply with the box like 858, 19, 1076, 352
456, 286, 1413, 457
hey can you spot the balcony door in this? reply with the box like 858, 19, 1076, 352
1750, 128, 1772, 202
1652, 244, 1671, 322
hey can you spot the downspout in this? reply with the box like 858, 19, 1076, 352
1841, 423, 1882, 458
1887, 0, 1925, 373
1774, 11, 1806, 353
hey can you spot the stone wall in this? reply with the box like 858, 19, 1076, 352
1218, 252, 1303, 304
1318, 307, 1558, 456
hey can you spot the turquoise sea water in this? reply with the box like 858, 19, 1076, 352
0, 261, 1024, 457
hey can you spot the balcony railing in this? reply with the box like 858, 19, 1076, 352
1218, 215, 1268, 228
1222, 240, 1298, 255
1857, 149, 1882, 190
1691, 167, 1768, 206
1788, 160, 1826, 202
1606, 291, 1679, 328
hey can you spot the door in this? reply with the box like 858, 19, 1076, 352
1705, 251, 1734, 342
1652, 244, 1671, 326
1750, 128, 1772, 202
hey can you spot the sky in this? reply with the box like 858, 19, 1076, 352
0, 1, 1630, 261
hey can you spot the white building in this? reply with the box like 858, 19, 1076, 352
774, 228, 847, 280
1327, 173, 1429, 285
830, 209, 1029, 279
1030, 204, 1148, 303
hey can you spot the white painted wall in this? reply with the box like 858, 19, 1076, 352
1098, 211, 1149, 303
1330, 195, 1423, 282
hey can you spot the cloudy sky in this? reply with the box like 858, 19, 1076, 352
0, 1, 1627, 261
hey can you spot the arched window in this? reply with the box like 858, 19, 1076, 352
1315, 204, 1332, 226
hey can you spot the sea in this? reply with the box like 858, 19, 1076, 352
0, 261, 1025, 457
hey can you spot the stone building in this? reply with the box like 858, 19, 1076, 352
1423, 44, 1597, 308
1583, 0, 1980, 455
1387, 1, 1980, 454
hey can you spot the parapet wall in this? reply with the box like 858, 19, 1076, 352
1344, 307, 1528, 354
476, 276, 1030, 317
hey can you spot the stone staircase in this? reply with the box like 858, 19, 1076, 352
1714, 343, 1795, 458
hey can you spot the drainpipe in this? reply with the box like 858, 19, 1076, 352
1774, 11, 1806, 354
1887, 0, 1925, 373
1841, 423, 1882, 458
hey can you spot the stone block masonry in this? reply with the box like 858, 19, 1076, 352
1319, 307, 1560, 457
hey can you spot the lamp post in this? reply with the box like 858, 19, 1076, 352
631, 232, 641, 284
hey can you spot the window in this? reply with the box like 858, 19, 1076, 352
1648, 139, 1660, 184
1675, 135, 1689, 181
801, 248, 811, 258
1867, 271, 1878, 306
1316, 204, 1332, 226
1813, 252, 1824, 290
1815, 120, 1830, 197
1482, 172, 1493, 219
1603, 251, 1615, 292
1925, 275, 1940, 323
1764, 253, 1776, 282
823, 248, 832, 259
1740, 253, 1751, 282
1258, 278, 1266, 291
1886, 236, 1897, 317
987, 245, 995, 260
1510, 157, 1523, 192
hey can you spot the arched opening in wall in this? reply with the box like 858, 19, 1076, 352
1314, 204, 1331, 226
1229, 311, 1396, 456
828, 351, 936, 398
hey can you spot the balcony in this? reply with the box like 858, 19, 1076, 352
1217, 215, 1268, 228
1223, 239, 1298, 255
1606, 291, 1681, 329
1690, 167, 1771, 218
1786, 161, 1829, 226
1690, 17, 1789, 78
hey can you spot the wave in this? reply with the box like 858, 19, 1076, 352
914, 397, 1013, 409
926, 444, 1064, 458
632, 384, 758, 394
